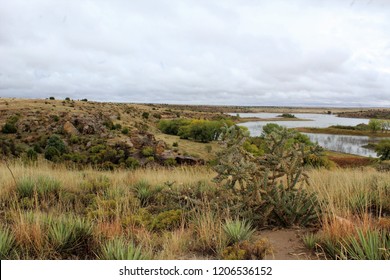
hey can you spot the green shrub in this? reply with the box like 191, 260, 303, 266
0, 227, 15, 259
142, 112, 149, 119
223, 219, 255, 245
150, 209, 182, 231
2, 115, 19, 134
49, 96, 55, 100
141, 147, 154, 157
44, 135, 67, 161
99, 238, 146, 260
121, 127, 129, 135
26, 148, 38, 161
279, 113, 296, 118
125, 157, 140, 169
1, 122, 17, 134
221, 239, 269, 260
164, 158, 177, 166
375, 139, 390, 160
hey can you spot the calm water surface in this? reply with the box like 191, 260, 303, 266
231, 113, 379, 157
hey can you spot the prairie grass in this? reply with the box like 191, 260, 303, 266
0, 161, 389, 259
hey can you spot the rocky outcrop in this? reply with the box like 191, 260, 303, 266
63, 121, 79, 136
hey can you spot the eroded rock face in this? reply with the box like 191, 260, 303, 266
175, 155, 204, 165
130, 132, 156, 149
63, 121, 79, 136
155, 140, 166, 155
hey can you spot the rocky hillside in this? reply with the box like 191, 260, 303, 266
0, 98, 204, 169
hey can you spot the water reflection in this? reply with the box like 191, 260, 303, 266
305, 133, 378, 158
233, 113, 379, 157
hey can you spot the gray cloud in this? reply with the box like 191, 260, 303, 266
0, 0, 389, 106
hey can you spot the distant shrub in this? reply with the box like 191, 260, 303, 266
125, 157, 140, 169
164, 158, 177, 166
152, 113, 161, 119
121, 127, 129, 135
158, 119, 232, 143
1, 115, 19, 134
44, 146, 61, 161
368, 119, 382, 132
1, 123, 17, 134
172, 142, 178, 147
141, 146, 154, 157
44, 135, 67, 161
49, 96, 55, 100
142, 112, 149, 119
278, 113, 296, 118
81, 98, 88, 102
65, 97, 70, 101
69, 135, 79, 144
376, 139, 390, 160
26, 148, 38, 161
114, 123, 122, 130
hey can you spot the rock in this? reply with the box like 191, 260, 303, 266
82, 125, 94, 134
155, 140, 166, 155
159, 150, 176, 160
175, 155, 204, 165
130, 132, 156, 149
63, 121, 79, 136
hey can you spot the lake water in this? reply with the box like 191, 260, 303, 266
231, 113, 379, 157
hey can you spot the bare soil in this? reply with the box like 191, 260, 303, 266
261, 228, 318, 260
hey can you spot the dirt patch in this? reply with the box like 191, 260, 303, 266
260, 228, 317, 260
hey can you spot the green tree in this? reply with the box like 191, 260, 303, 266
368, 119, 382, 132
375, 139, 390, 160
44, 135, 67, 161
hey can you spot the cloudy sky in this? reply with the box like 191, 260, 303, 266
0, 0, 389, 106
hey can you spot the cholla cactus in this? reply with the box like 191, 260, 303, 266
213, 125, 321, 227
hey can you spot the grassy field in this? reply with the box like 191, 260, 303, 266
0, 160, 388, 260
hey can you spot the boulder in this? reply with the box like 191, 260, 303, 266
155, 140, 166, 155
63, 121, 79, 136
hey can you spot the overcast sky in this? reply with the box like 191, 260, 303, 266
0, 0, 389, 106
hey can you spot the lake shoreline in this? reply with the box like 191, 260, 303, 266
296, 127, 390, 138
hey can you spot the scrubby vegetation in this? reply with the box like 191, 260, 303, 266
0, 99, 389, 260
158, 119, 234, 142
